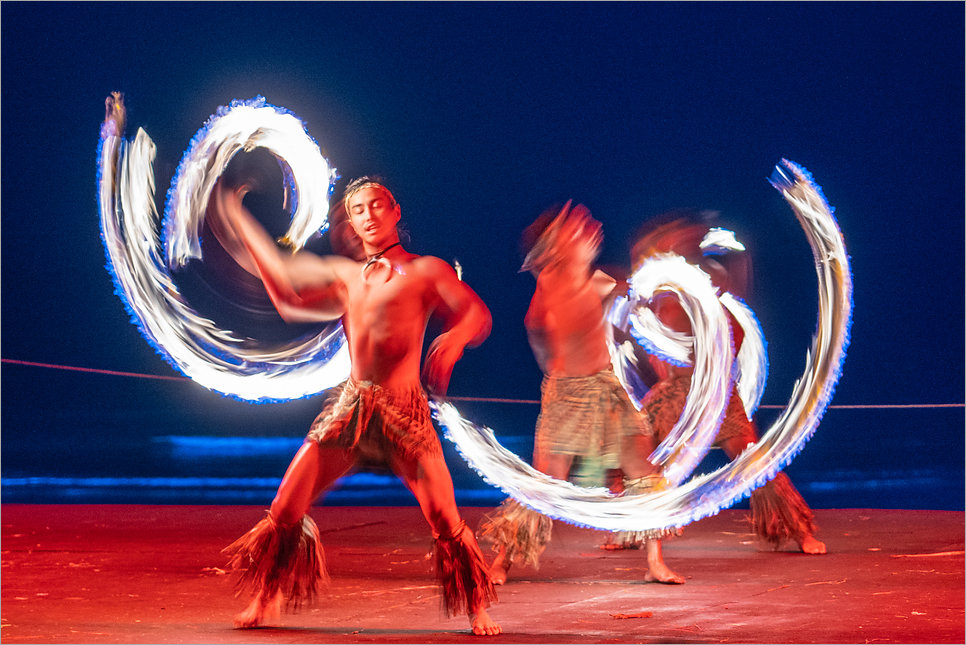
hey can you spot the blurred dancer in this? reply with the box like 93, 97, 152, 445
627, 211, 825, 554
102, 96, 499, 632
206, 174, 502, 634
480, 203, 685, 585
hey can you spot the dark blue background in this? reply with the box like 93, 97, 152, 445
2, 2, 963, 509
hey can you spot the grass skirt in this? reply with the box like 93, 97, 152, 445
606, 475, 682, 547
222, 512, 328, 611
750, 472, 817, 546
478, 499, 554, 569
433, 521, 498, 617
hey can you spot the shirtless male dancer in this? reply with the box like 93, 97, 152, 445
626, 212, 825, 554
480, 202, 685, 585
209, 175, 502, 635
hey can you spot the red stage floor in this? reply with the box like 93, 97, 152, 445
2, 505, 963, 643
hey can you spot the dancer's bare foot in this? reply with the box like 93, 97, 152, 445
488, 546, 510, 585
644, 562, 686, 585
797, 533, 826, 554
470, 608, 502, 636
644, 538, 685, 584
233, 590, 281, 629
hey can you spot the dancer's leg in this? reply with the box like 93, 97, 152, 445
489, 544, 510, 586
484, 452, 573, 584
270, 442, 356, 525
620, 432, 685, 584
643, 537, 685, 584
233, 442, 356, 628
480, 497, 553, 585
390, 450, 502, 636
534, 452, 577, 481
718, 429, 825, 554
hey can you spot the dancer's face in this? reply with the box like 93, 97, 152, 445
577, 218, 603, 264
561, 210, 602, 268
637, 222, 706, 262
346, 186, 401, 249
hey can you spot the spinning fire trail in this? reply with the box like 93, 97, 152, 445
98, 95, 852, 533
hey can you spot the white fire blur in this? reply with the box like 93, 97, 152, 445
434, 159, 852, 532
97, 97, 349, 402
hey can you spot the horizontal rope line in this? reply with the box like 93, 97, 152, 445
446, 400, 966, 409
3, 358, 963, 409
759, 403, 965, 409
2, 358, 187, 382
447, 396, 540, 404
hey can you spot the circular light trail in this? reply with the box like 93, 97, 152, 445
98, 101, 851, 531
97, 97, 348, 402
434, 159, 852, 532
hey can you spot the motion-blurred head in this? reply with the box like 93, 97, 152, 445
632, 209, 751, 298
520, 201, 602, 275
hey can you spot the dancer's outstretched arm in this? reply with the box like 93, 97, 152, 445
209, 182, 355, 323
420, 257, 492, 395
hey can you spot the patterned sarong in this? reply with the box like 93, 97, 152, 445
482, 368, 655, 567
639, 375, 756, 448
307, 379, 442, 462
535, 367, 653, 472
640, 374, 817, 545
